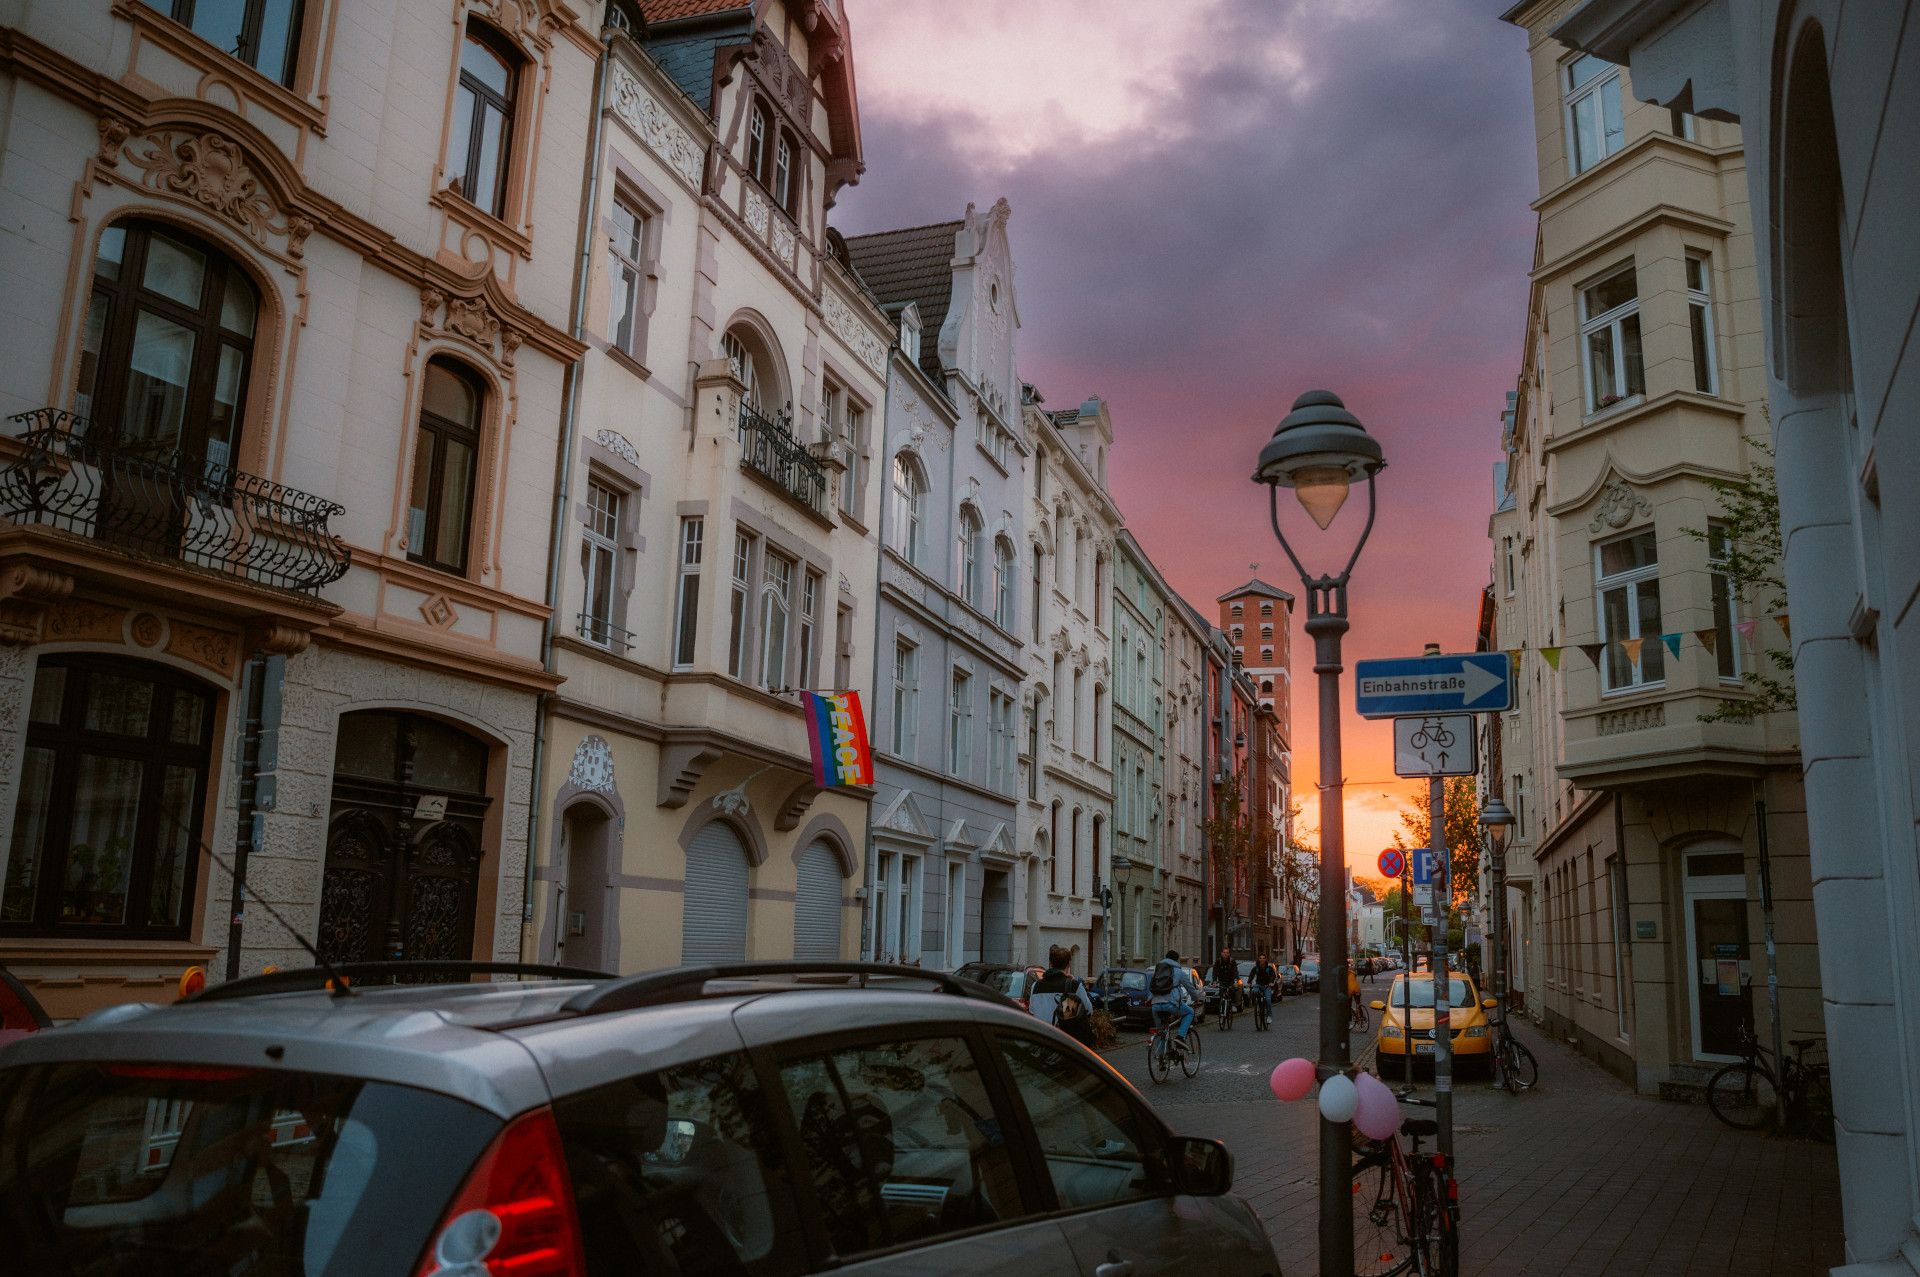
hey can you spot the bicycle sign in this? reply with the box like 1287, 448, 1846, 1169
1393, 713, 1478, 777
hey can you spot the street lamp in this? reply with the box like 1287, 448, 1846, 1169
1479, 796, 1516, 1029
1253, 389, 1385, 1277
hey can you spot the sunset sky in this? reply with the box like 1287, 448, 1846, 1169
831, 0, 1539, 867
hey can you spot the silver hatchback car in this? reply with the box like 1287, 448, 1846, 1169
0, 961, 1282, 1276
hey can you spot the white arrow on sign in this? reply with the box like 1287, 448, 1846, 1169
1461, 659, 1505, 706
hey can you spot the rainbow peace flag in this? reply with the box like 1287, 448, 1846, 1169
801, 691, 873, 788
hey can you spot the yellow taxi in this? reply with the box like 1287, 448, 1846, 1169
1371, 972, 1499, 1067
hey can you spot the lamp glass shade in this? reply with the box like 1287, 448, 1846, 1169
1292, 466, 1352, 530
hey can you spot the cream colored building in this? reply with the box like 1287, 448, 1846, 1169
1495, 1, 1820, 1095
528, 0, 887, 974
0, 0, 598, 1014
1019, 392, 1119, 970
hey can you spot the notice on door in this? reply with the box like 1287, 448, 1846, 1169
1715, 959, 1741, 996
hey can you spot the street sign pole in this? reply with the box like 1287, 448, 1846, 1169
1401, 862, 1413, 1087
1432, 772, 1454, 1164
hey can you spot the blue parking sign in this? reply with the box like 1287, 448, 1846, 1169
1411, 847, 1436, 887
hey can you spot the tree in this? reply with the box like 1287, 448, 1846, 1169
1683, 434, 1794, 721
1391, 776, 1483, 908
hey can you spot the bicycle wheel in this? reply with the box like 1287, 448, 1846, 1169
1181, 1025, 1203, 1077
1351, 999, 1370, 1031
1500, 1036, 1538, 1092
1148, 1032, 1170, 1084
1352, 1149, 1416, 1277
1707, 1060, 1779, 1130
1408, 1160, 1454, 1277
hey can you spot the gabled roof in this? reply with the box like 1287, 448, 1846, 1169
842, 220, 961, 384
1217, 578, 1296, 604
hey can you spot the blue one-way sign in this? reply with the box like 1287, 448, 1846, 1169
1354, 652, 1512, 718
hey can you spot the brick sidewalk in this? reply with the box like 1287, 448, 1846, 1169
1113, 996, 1845, 1275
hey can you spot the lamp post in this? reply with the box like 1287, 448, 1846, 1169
1253, 389, 1385, 1277
1479, 796, 1515, 1083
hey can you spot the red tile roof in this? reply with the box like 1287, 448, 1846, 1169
637, 0, 750, 22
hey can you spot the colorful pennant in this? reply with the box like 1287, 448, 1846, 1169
1660, 633, 1683, 659
1540, 646, 1563, 670
1620, 637, 1644, 664
1578, 643, 1606, 666
1736, 619, 1759, 643
1694, 628, 1718, 654
1775, 613, 1792, 642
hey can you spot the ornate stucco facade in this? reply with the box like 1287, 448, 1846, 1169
844, 200, 1029, 969
1112, 530, 1167, 967
1496, 1, 1820, 1099
0, 0, 599, 1015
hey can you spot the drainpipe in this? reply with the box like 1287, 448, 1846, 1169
524, 25, 617, 937
1755, 790, 1785, 1130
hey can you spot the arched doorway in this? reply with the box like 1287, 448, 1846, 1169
317, 711, 491, 966
557, 802, 613, 971
682, 819, 749, 963
793, 839, 843, 960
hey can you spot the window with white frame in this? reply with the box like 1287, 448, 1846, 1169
607, 196, 648, 356
946, 862, 966, 965
773, 132, 793, 212
1260, 603, 1272, 617
798, 570, 821, 689
948, 668, 971, 778
1595, 529, 1665, 691
1049, 655, 1064, 740
819, 381, 839, 447
1580, 266, 1645, 413
672, 517, 703, 669
993, 537, 1015, 630
579, 479, 623, 648
840, 399, 869, 520
891, 639, 918, 759
727, 531, 753, 679
1708, 525, 1741, 681
1026, 703, 1040, 799
1504, 536, 1517, 595
1670, 107, 1695, 140
900, 313, 921, 365
957, 507, 983, 607
834, 603, 853, 689
1687, 254, 1717, 395
1071, 668, 1084, 754
1565, 53, 1625, 175
889, 454, 925, 564
989, 690, 1015, 793
758, 551, 793, 691
1031, 546, 1044, 642
873, 850, 920, 964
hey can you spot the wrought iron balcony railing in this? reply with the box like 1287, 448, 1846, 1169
576, 609, 637, 654
0, 409, 351, 594
737, 402, 827, 516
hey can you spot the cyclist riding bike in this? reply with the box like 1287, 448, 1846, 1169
1251, 952, 1279, 1017
1209, 948, 1239, 1013
1149, 948, 1199, 1051
1347, 964, 1364, 1023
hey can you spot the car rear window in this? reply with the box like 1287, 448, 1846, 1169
0, 1061, 500, 1277
1115, 971, 1147, 991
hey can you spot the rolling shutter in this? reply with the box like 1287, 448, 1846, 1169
793, 840, 844, 960
682, 821, 749, 963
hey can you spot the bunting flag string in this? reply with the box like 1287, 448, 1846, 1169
1694, 628, 1718, 654
1775, 613, 1792, 642
1660, 633, 1683, 659
1578, 643, 1606, 666
1540, 646, 1563, 670
1505, 626, 1777, 675
1736, 619, 1759, 643
1507, 649, 1523, 673
1620, 636, 1644, 664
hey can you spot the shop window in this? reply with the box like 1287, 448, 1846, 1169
1, 656, 215, 937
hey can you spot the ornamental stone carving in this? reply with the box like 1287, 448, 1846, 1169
770, 216, 797, 269
608, 64, 705, 189
743, 186, 771, 237
420, 287, 518, 369
1589, 481, 1653, 534
567, 735, 617, 794
594, 429, 640, 466
822, 292, 888, 378
123, 129, 312, 256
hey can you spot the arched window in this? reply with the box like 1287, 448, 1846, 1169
450, 24, 519, 218
993, 536, 1016, 629
957, 507, 982, 607
774, 130, 796, 213
408, 358, 484, 575
1, 656, 216, 937
76, 220, 259, 469
889, 454, 925, 565
720, 328, 761, 408
1030, 545, 1044, 642
747, 101, 771, 187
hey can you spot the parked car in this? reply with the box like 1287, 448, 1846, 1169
1299, 959, 1321, 992
1092, 966, 1156, 1027
0, 960, 1283, 1276
1278, 963, 1305, 995
0, 963, 51, 1050
952, 961, 1045, 1012
1372, 972, 1498, 1072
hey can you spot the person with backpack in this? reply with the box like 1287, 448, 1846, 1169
1029, 945, 1095, 1047
1149, 948, 1198, 1052
1251, 952, 1280, 1020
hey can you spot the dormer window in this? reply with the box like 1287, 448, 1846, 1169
900, 312, 921, 364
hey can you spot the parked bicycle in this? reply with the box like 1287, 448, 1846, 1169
1147, 1012, 1202, 1083
1489, 1005, 1538, 1092
1353, 1088, 1458, 1277
1707, 1021, 1833, 1140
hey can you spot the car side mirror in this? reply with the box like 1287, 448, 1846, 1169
1370, 1000, 1385, 1011
1169, 1135, 1233, 1196
1482, 998, 1497, 1009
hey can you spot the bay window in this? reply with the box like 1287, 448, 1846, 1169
1708, 525, 1741, 681
1565, 53, 1624, 175
1580, 266, 1644, 414
1595, 529, 1665, 691
758, 551, 794, 690
798, 571, 821, 688
1687, 254, 1717, 395
727, 531, 753, 679
671, 517, 703, 669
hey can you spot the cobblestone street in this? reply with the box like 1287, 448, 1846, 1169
1108, 988, 1845, 1275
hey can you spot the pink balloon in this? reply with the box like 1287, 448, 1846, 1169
1353, 1071, 1403, 1141
1270, 1057, 1316, 1103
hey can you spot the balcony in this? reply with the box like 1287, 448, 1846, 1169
1, 410, 350, 594
737, 402, 827, 517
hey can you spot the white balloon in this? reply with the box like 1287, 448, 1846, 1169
1318, 1072, 1359, 1124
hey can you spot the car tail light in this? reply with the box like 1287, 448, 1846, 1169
414, 1108, 583, 1277
0, 976, 47, 1032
